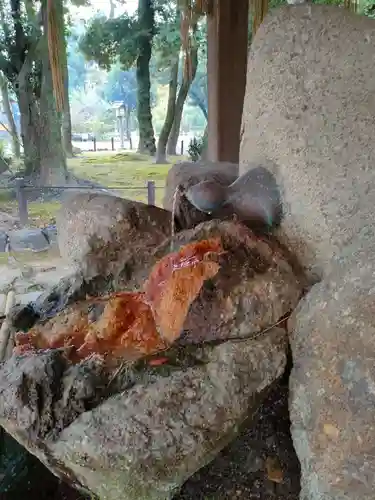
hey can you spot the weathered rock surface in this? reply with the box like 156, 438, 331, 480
8, 228, 50, 253
42, 225, 58, 246
176, 382, 301, 500
184, 163, 283, 232
56, 193, 172, 280
163, 161, 239, 211
0, 230, 7, 251
289, 255, 375, 500
169, 188, 214, 230
240, 4, 375, 279
50, 329, 286, 500
0, 221, 303, 500
0, 329, 290, 500
240, 6, 375, 499
12, 220, 306, 333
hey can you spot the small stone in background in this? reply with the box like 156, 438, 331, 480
41, 225, 58, 246
8, 228, 50, 253
0, 230, 8, 252
17, 291, 44, 305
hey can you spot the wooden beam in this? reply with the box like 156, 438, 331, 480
207, 0, 249, 163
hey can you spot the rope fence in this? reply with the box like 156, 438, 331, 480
0, 178, 164, 227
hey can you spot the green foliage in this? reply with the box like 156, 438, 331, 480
70, 86, 114, 138
103, 64, 137, 109
363, 0, 375, 17
153, 4, 180, 69
79, 13, 138, 70
187, 134, 206, 161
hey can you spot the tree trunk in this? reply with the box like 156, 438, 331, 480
53, 0, 73, 157
136, 0, 156, 155
61, 47, 73, 157
166, 32, 198, 156
62, 82, 73, 157
0, 73, 20, 158
39, 1, 68, 184
201, 122, 208, 160
109, 0, 116, 18
17, 63, 42, 177
125, 106, 133, 149
189, 89, 208, 121
155, 57, 179, 164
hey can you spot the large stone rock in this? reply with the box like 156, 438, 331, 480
0, 329, 287, 500
289, 254, 375, 500
184, 163, 283, 232
163, 161, 239, 211
8, 228, 50, 253
0, 230, 8, 252
239, 5, 375, 499
11, 220, 306, 333
41, 225, 58, 246
56, 193, 172, 280
176, 382, 301, 500
240, 4, 375, 279
51, 330, 286, 500
1, 220, 303, 499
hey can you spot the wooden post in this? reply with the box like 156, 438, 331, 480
111, 137, 115, 151
207, 0, 249, 163
0, 291, 16, 362
93, 137, 97, 152
180, 140, 184, 155
147, 180, 155, 206
15, 177, 28, 226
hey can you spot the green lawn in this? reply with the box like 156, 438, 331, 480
0, 151, 184, 228
69, 151, 179, 206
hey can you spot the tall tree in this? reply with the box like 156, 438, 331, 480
155, 58, 178, 162
0, 72, 20, 158
59, 0, 73, 157
0, 0, 67, 182
153, 3, 181, 163
188, 57, 207, 122
80, 5, 157, 155
41, 0, 67, 182
166, 18, 198, 156
136, 0, 156, 154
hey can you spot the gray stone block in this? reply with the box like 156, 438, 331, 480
9, 228, 50, 253
0, 231, 8, 252
42, 225, 58, 245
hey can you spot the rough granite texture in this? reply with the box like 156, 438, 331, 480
163, 161, 239, 212
1, 220, 304, 500
56, 193, 172, 280
0, 329, 288, 500
240, 4, 375, 279
240, 5, 375, 499
289, 256, 375, 500
50, 328, 287, 500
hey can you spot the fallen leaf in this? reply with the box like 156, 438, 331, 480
265, 456, 283, 484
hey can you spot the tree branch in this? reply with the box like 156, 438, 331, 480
189, 89, 208, 120
0, 55, 14, 81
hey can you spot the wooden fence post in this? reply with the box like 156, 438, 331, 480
111, 137, 115, 151
15, 178, 28, 226
93, 137, 97, 152
147, 180, 155, 206
180, 140, 184, 155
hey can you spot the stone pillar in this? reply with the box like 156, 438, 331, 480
207, 0, 249, 163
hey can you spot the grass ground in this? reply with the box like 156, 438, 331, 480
0, 151, 183, 228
